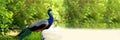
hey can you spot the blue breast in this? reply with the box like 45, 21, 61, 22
45, 9, 53, 29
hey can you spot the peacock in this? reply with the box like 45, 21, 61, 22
17, 8, 54, 40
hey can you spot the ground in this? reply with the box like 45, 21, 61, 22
4, 27, 120, 40
43, 27, 120, 40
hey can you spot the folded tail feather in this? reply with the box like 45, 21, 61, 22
17, 28, 31, 40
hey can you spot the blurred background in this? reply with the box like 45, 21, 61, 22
0, 0, 120, 40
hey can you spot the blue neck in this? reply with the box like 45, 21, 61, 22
48, 11, 53, 25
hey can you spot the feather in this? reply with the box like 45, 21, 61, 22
29, 19, 48, 28
28, 19, 48, 31
17, 28, 31, 40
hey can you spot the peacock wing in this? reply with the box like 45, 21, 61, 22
28, 19, 48, 31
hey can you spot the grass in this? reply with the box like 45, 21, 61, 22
23, 32, 41, 40
0, 32, 41, 40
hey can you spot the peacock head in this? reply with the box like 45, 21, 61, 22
48, 8, 52, 11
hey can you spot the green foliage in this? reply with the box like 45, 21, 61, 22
0, 0, 120, 33
0, 0, 13, 32
63, 0, 120, 28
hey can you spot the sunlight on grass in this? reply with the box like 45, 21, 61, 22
6, 30, 19, 36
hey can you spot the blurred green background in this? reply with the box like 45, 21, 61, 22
0, 0, 120, 40
1, 0, 120, 31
